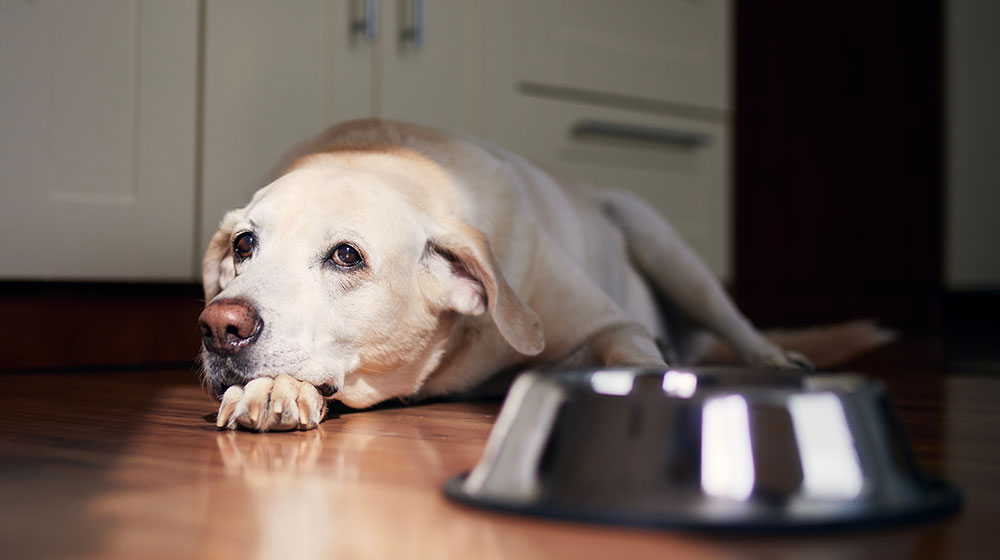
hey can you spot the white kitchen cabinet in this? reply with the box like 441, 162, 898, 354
0, 0, 199, 280
201, 0, 731, 278
479, 0, 733, 278
1, 0, 730, 280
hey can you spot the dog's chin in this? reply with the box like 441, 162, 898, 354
200, 351, 256, 398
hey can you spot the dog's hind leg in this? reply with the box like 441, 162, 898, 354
558, 321, 669, 369
598, 189, 811, 369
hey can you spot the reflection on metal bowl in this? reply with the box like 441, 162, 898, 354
444, 368, 961, 531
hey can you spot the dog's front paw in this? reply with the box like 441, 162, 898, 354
215, 374, 327, 432
752, 350, 815, 371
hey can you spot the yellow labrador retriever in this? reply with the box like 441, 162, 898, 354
199, 120, 809, 431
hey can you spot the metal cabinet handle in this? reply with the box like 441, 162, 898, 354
351, 0, 378, 41
400, 0, 426, 47
571, 120, 710, 149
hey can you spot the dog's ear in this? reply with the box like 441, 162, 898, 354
420, 222, 545, 356
202, 208, 245, 301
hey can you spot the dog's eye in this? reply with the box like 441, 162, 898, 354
330, 243, 363, 268
233, 232, 255, 260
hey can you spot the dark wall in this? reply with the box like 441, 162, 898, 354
734, 1, 943, 332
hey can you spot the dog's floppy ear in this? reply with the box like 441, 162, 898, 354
421, 222, 545, 356
202, 208, 245, 301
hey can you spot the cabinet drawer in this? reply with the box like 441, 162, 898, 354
500, 96, 731, 279
513, 0, 730, 112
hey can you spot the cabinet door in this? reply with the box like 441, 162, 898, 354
378, 0, 495, 134
200, 0, 373, 253
0, 0, 199, 280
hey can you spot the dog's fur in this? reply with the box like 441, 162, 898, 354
201, 120, 809, 431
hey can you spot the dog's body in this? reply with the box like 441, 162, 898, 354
199, 120, 807, 431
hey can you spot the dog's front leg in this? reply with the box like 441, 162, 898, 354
216, 374, 327, 432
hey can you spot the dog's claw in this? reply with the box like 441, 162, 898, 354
216, 385, 244, 429
216, 409, 229, 429
784, 350, 815, 370
753, 350, 815, 371
298, 400, 309, 427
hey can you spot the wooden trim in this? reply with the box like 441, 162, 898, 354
0, 282, 205, 370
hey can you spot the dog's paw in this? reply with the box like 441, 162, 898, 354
752, 350, 815, 371
215, 374, 327, 432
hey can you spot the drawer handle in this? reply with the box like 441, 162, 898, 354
351, 0, 378, 41
400, 0, 427, 47
571, 120, 710, 149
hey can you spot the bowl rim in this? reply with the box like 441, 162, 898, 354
519, 366, 881, 401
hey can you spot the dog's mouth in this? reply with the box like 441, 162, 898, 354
202, 354, 340, 400
315, 383, 339, 397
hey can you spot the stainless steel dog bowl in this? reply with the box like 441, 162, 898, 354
444, 368, 961, 531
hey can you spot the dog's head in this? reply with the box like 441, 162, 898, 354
198, 153, 544, 408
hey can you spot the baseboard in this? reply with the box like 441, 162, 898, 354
0, 282, 205, 370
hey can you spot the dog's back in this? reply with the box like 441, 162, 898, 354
274, 119, 808, 369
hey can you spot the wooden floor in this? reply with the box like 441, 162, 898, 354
1, 344, 998, 559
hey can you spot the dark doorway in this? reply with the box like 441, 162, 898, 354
734, 1, 943, 334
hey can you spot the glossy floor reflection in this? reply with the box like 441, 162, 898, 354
0, 356, 997, 559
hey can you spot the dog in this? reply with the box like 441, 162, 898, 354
198, 119, 810, 432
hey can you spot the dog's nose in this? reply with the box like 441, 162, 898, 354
198, 299, 263, 355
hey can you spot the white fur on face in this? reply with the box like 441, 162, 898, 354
205, 161, 457, 408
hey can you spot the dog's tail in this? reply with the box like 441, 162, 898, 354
697, 319, 898, 369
